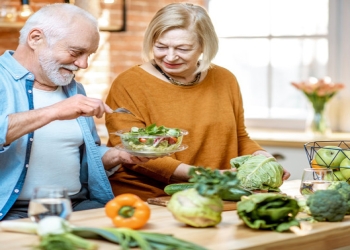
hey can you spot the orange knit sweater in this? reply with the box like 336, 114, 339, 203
105, 64, 263, 200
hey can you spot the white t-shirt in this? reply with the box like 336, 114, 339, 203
18, 87, 83, 200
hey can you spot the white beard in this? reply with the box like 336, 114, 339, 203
38, 49, 79, 86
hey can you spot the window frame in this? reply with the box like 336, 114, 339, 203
207, 0, 350, 132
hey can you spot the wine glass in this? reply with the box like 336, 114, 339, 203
300, 168, 334, 198
28, 186, 72, 222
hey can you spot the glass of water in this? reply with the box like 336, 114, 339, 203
28, 186, 72, 222
300, 168, 334, 198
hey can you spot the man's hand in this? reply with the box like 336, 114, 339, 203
6, 95, 113, 145
48, 94, 113, 120
102, 147, 152, 170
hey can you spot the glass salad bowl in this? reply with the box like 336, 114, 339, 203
112, 124, 189, 157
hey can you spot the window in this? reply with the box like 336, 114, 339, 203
208, 0, 330, 130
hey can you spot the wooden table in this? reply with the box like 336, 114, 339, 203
1, 180, 350, 250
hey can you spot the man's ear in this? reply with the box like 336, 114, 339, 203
27, 29, 45, 49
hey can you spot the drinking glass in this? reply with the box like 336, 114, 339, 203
28, 186, 72, 222
300, 168, 334, 198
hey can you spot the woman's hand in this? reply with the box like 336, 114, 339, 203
170, 163, 193, 183
281, 168, 291, 180
252, 150, 273, 158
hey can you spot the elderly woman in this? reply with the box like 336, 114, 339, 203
105, 2, 290, 200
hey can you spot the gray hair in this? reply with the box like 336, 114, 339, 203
19, 3, 98, 46
142, 3, 219, 73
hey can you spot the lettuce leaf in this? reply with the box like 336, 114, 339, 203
237, 193, 300, 232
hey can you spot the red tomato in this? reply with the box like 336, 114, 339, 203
167, 137, 178, 145
139, 138, 147, 143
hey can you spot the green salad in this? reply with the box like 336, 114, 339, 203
120, 124, 185, 152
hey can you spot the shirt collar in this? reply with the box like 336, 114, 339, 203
0, 50, 32, 81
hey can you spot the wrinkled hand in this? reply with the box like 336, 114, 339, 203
281, 168, 291, 180
102, 148, 152, 170
48, 94, 113, 120
252, 150, 274, 158
118, 151, 152, 165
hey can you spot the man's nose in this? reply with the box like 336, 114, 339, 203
74, 55, 89, 69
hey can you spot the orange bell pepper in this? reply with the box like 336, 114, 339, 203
105, 193, 151, 229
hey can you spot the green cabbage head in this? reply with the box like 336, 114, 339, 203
230, 155, 284, 191
167, 188, 223, 228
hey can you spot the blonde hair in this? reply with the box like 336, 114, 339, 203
19, 3, 98, 46
142, 3, 219, 73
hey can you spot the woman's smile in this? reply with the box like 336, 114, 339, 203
163, 61, 182, 69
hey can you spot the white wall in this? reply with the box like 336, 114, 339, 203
328, 0, 350, 132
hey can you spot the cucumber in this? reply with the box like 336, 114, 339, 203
221, 186, 252, 201
164, 183, 195, 195
164, 183, 252, 201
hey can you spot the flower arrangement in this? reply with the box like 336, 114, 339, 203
291, 77, 345, 134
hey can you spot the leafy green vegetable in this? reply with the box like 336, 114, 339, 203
307, 189, 347, 222
230, 155, 284, 191
188, 167, 241, 198
129, 124, 181, 137
122, 124, 184, 152
164, 181, 252, 201
237, 193, 300, 232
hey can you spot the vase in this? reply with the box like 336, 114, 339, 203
305, 102, 332, 136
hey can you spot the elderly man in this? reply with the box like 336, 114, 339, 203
0, 3, 148, 220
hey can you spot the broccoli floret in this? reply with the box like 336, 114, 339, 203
306, 189, 347, 222
327, 181, 350, 214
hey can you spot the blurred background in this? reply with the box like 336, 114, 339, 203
1, 0, 349, 179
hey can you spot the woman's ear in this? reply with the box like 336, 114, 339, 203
27, 28, 45, 49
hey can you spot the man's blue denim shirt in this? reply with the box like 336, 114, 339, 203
0, 50, 114, 220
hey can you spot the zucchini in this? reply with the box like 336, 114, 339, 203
221, 186, 252, 201
164, 183, 195, 195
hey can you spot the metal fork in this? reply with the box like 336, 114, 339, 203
113, 107, 135, 116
